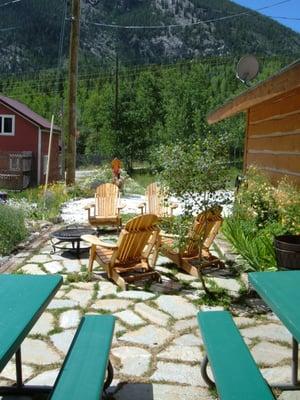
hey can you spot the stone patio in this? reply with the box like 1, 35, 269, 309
0, 233, 297, 400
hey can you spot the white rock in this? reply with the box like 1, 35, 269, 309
1, 360, 33, 381
47, 299, 79, 310
116, 290, 155, 301
20, 264, 46, 275
158, 345, 202, 362
62, 260, 82, 273
251, 342, 291, 366
119, 325, 172, 347
173, 334, 202, 346
241, 324, 291, 343
111, 346, 151, 376
134, 303, 170, 327
65, 289, 92, 308
155, 295, 198, 319
26, 369, 59, 386
261, 365, 292, 385
173, 318, 198, 332
28, 255, 51, 263
43, 261, 64, 274
59, 310, 81, 329
21, 339, 61, 365
30, 312, 54, 335
91, 299, 133, 312
97, 282, 118, 298
114, 310, 145, 326
151, 361, 205, 386
51, 329, 76, 354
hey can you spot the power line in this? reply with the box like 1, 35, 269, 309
269, 15, 300, 21
0, 0, 21, 8
90, 0, 292, 30
0, 25, 18, 31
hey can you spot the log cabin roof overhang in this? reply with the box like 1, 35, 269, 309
207, 59, 300, 125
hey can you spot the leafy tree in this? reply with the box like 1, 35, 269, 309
153, 134, 231, 293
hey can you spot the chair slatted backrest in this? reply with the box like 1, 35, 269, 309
115, 214, 159, 263
185, 208, 223, 257
95, 183, 119, 217
146, 183, 168, 217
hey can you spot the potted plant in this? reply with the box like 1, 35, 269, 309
274, 235, 300, 270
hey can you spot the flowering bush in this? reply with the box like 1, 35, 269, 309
223, 167, 300, 271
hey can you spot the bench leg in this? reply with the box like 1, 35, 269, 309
201, 354, 215, 389
16, 348, 23, 388
103, 360, 114, 392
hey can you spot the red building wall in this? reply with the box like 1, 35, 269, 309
0, 103, 39, 183
0, 103, 61, 185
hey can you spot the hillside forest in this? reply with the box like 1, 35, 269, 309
0, 56, 294, 170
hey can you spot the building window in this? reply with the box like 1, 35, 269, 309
0, 115, 15, 136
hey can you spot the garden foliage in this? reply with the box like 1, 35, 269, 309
0, 205, 27, 256
153, 135, 231, 253
223, 167, 300, 271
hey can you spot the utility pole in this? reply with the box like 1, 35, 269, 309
65, 0, 81, 185
115, 52, 119, 129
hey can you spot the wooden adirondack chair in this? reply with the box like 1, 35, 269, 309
138, 182, 178, 218
85, 183, 124, 232
82, 214, 161, 290
160, 207, 223, 277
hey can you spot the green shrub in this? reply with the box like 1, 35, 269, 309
223, 168, 300, 272
0, 205, 27, 255
222, 218, 281, 271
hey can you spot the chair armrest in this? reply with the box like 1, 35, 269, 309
170, 203, 178, 209
84, 204, 95, 210
138, 202, 146, 214
81, 234, 118, 249
118, 203, 126, 210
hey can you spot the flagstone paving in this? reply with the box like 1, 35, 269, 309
2, 236, 298, 399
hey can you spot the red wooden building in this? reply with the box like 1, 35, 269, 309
0, 95, 61, 188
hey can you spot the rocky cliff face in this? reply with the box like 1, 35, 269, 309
1, 0, 299, 73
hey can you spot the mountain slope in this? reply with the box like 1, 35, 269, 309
0, 0, 299, 73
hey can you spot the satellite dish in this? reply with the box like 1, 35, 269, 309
236, 55, 259, 86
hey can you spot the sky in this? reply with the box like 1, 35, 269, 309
232, 0, 300, 32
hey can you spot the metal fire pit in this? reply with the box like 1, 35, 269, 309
50, 226, 96, 258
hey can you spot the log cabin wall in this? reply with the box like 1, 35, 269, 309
246, 86, 300, 185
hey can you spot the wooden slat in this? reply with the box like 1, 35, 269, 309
250, 87, 300, 123
248, 134, 300, 153
248, 112, 300, 136
247, 153, 300, 173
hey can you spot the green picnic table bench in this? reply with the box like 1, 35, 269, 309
49, 314, 115, 400
198, 311, 275, 400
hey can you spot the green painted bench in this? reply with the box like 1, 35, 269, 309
197, 311, 275, 400
49, 314, 115, 400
